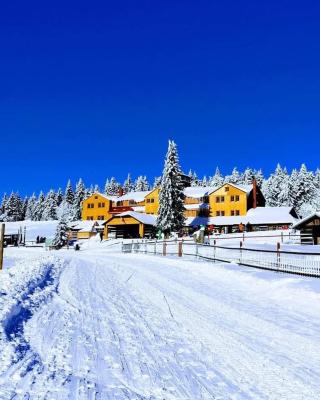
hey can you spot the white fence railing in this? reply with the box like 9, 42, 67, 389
122, 239, 320, 277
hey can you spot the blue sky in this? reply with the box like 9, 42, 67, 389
1, 0, 320, 195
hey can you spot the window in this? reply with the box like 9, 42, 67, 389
231, 210, 235, 216
151, 198, 155, 203
221, 211, 225, 216
87, 203, 94, 209
129, 200, 135, 205
220, 196, 225, 203
235, 195, 240, 202
98, 202, 105, 208
94, 196, 98, 199
216, 197, 220, 203
231, 196, 235, 202
225, 186, 229, 192
216, 211, 221, 216
146, 198, 150, 203
236, 210, 240, 216
87, 216, 93, 221
97, 216, 105, 220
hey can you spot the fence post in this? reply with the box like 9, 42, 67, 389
213, 239, 216, 262
240, 241, 243, 264
0, 223, 4, 271
178, 240, 183, 257
243, 232, 245, 242
277, 242, 281, 270
163, 240, 167, 256
196, 242, 198, 258
281, 232, 284, 243
154, 240, 157, 254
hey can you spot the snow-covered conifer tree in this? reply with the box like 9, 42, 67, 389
52, 217, 69, 249
157, 140, 185, 235
134, 176, 150, 191
42, 190, 58, 220
33, 192, 46, 221
105, 177, 121, 196
123, 174, 134, 194
153, 176, 162, 188
25, 193, 37, 220
65, 179, 74, 205
209, 167, 224, 187
71, 178, 86, 221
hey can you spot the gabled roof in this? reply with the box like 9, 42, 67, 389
117, 191, 152, 202
292, 212, 320, 229
84, 192, 117, 201
184, 203, 210, 210
210, 182, 253, 195
184, 186, 217, 199
104, 211, 157, 226
71, 221, 100, 232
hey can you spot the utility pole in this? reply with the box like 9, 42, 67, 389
0, 223, 5, 271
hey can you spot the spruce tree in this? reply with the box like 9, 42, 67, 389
157, 140, 185, 235
25, 193, 37, 220
134, 175, 150, 191
71, 178, 86, 221
123, 173, 134, 194
209, 167, 224, 187
153, 176, 162, 188
52, 217, 69, 249
34, 191, 46, 221
56, 188, 63, 206
42, 190, 58, 220
65, 179, 74, 205
105, 177, 121, 196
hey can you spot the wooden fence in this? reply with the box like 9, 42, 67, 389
122, 239, 320, 278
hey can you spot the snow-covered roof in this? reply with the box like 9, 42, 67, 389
184, 203, 210, 210
71, 221, 100, 232
108, 211, 157, 226
117, 191, 151, 202
184, 186, 217, 199
246, 207, 298, 225
292, 212, 320, 229
132, 206, 145, 213
185, 207, 298, 227
224, 183, 253, 194
86, 192, 117, 201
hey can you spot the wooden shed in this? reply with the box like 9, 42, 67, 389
293, 213, 320, 245
103, 211, 156, 239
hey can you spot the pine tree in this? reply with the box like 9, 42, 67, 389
134, 175, 150, 191
56, 188, 63, 206
52, 217, 69, 249
65, 179, 74, 205
34, 192, 46, 221
4, 193, 24, 221
242, 167, 255, 185
209, 167, 224, 187
25, 193, 37, 220
153, 176, 162, 188
105, 177, 121, 196
0, 193, 8, 217
71, 178, 86, 221
157, 140, 185, 235
42, 190, 58, 220
264, 164, 290, 207
123, 173, 134, 194
225, 167, 241, 184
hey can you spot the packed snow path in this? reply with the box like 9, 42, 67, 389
1, 248, 320, 399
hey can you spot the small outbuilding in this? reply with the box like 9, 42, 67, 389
103, 211, 157, 239
293, 212, 320, 245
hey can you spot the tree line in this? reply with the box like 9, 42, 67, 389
1, 163, 319, 223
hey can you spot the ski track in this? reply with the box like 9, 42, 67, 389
0, 248, 320, 399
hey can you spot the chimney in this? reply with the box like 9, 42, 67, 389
252, 177, 257, 209
118, 187, 124, 197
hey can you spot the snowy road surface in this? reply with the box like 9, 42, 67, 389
1, 247, 320, 399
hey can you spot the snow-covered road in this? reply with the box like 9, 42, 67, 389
1, 247, 320, 399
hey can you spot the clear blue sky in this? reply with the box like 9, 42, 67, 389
1, 0, 320, 195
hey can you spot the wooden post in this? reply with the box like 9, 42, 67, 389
277, 242, 281, 269
0, 223, 5, 271
240, 240, 243, 264
178, 240, 183, 257
163, 240, 167, 256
